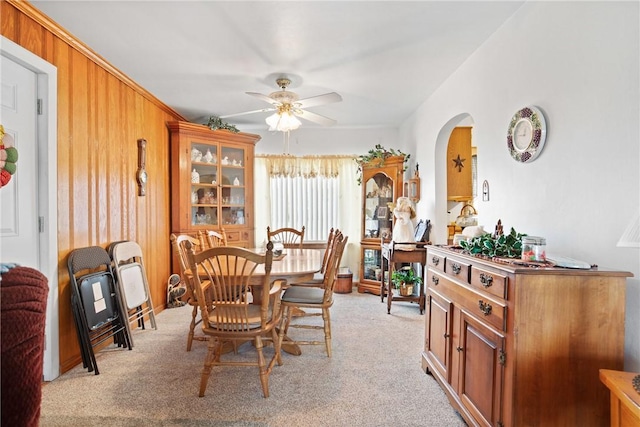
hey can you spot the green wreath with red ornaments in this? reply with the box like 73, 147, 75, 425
0, 124, 19, 188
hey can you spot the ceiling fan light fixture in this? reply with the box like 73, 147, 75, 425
266, 111, 301, 132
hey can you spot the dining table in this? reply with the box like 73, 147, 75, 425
249, 247, 325, 285
190, 247, 325, 356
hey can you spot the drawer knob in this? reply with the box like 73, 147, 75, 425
456, 346, 464, 352
451, 263, 462, 275
478, 300, 493, 316
480, 273, 493, 288
431, 276, 439, 285
432, 256, 440, 266
443, 333, 450, 339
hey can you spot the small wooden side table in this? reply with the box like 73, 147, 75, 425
381, 241, 426, 314
599, 369, 640, 427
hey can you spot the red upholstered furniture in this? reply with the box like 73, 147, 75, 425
1, 266, 49, 427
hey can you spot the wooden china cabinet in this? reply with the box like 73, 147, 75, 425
168, 121, 260, 251
357, 155, 404, 295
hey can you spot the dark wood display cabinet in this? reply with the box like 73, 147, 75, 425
357, 155, 404, 295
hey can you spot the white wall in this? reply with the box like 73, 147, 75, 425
401, 2, 640, 371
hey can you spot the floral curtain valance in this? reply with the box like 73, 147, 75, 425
256, 154, 355, 178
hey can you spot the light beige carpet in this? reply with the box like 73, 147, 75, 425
40, 291, 467, 427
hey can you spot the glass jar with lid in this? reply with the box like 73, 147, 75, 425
521, 236, 546, 262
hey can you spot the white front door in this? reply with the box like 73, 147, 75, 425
1, 53, 39, 268
1, 36, 59, 381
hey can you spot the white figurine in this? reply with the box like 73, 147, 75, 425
203, 148, 214, 163
391, 197, 417, 250
191, 147, 202, 162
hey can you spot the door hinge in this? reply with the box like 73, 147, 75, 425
37, 99, 43, 115
38, 216, 45, 233
499, 348, 506, 366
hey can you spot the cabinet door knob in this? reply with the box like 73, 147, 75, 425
443, 333, 450, 339
456, 346, 464, 352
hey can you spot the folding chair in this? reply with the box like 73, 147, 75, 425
109, 240, 157, 346
67, 246, 132, 374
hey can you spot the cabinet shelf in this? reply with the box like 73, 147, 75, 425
192, 183, 219, 188
192, 161, 218, 167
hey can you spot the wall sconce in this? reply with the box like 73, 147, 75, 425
617, 208, 639, 248
404, 163, 420, 203
482, 180, 490, 201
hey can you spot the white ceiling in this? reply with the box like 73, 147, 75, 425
32, 1, 525, 131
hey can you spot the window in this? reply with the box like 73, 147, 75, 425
269, 175, 339, 241
254, 155, 358, 245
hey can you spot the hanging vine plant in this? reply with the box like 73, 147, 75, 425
355, 144, 409, 185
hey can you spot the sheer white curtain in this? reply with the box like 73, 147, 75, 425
254, 155, 361, 274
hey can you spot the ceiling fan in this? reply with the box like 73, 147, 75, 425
220, 77, 342, 131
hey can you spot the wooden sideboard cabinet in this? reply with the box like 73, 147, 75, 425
599, 369, 640, 427
168, 121, 260, 248
422, 245, 632, 427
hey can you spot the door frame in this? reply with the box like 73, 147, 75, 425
1, 36, 59, 380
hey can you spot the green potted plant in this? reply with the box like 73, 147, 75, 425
355, 144, 409, 185
391, 267, 422, 296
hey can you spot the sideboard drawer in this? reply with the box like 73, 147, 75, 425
434, 271, 506, 332
226, 230, 242, 243
445, 258, 471, 284
470, 266, 507, 299
428, 252, 446, 273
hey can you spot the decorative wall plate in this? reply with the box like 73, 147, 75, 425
507, 106, 547, 163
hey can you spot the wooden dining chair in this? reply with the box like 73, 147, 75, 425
199, 229, 228, 248
170, 233, 212, 351
292, 227, 335, 287
184, 241, 285, 398
278, 231, 348, 357
267, 226, 305, 249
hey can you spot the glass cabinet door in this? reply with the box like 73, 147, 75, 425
362, 246, 383, 282
220, 146, 246, 226
190, 141, 219, 227
363, 172, 394, 241
189, 143, 247, 228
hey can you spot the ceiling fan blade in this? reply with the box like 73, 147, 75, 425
246, 92, 280, 106
219, 107, 275, 119
294, 109, 337, 126
296, 92, 342, 109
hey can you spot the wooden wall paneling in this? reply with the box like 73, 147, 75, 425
2, 1, 184, 373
